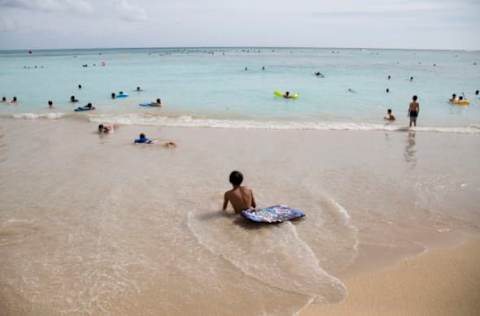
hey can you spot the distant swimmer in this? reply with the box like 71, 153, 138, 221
222, 170, 256, 214
244, 67, 248, 71
98, 124, 113, 134
78, 84, 82, 89
408, 95, 420, 128
449, 94, 457, 103
48, 100, 53, 108
1, 96, 6, 102
163, 141, 177, 148
134, 133, 153, 144
70, 95, 79, 103
347, 88, 356, 93
315, 72, 325, 78
11, 96, 17, 103
475, 90, 479, 96
74, 103, 95, 112
262, 66, 265, 71
151, 98, 162, 107
387, 75, 391, 80
111, 92, 116, 99
409, 76, 414, 82
136, 86, 143, 92
386, 88, 390, 93
384, 109, 396, 121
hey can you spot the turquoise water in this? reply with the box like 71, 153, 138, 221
1, 47, 479, 129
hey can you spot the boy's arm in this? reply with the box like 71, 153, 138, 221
251, 190, 257, 208
222, 192, 229, 211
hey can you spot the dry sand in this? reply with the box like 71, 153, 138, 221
302, 238, 480, 316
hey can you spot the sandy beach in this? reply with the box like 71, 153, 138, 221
1, 117, 479, 315
302, 238, 480, 316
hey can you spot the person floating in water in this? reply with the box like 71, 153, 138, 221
134, 133, 153, 144
449, 94, 457, 103
78, 84, 82, 89
98, 124, 113, 134
315, 72, 325, 78
48, 100, 53, 108
409, 76, 414, 82
386, 88, 390, 93
222, 170, 256, 214
151, 98, 162, 107
70, 95, 79, 103
408, 95, 420, 127
384, 109, 396, 121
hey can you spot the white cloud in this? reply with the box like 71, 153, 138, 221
0, 0, 93, 13
113, 0, 147, 22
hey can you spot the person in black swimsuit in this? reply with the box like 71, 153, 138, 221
408, 95, 420, 127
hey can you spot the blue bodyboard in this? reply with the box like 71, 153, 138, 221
241, 205, 305, 223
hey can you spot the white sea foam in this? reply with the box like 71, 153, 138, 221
12, 112, 67, 120
88, 113, 480, 134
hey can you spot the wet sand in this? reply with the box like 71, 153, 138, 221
0, 118, 479, 315
302, 238, 480, 316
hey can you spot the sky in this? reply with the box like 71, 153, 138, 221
0, 0, 479, 50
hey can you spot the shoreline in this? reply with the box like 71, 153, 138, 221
1, 118, 479, 315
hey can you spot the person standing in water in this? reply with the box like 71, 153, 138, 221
408, 95, 420, 127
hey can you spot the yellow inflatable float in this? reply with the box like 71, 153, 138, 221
453, 99, 470, 106
274, 90, 299, 99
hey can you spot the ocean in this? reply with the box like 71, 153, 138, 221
1, 47, 479, 132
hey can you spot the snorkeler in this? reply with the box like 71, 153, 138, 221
384, 109, 396, 121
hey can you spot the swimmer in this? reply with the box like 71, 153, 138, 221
222, 170, 256, 214
151, 98, 162, 107
459, 96, 464, 101
11, 96, 17, 103
386, 88, 390, 93
384, 109, 396, 121
86, 102, 94, 109
70, 95, 79, 103
98, 124, 113, 134
78, 84, 82, 89
134, 133, 153, 144
409, 76, 414, 81
449, 94, 457, 103
262, 66, 265, 71
48, 100, 53, 108
347, 88, 356, 93
111, 92, 116, 99
387, 75, 391, 80
283, 91, 291, 99
475, 90, 479, 96
1, 96, 6, 102
408, 95, 420, 127
315, 72, 325, 77
136, 86, 142, 92
244, 67, 248, 71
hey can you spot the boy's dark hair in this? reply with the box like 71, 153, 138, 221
412, 95, 418, 101
229, 171, 243, 186
387, 109, 392, 113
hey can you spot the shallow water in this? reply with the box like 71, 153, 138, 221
0, 118, 479, 315
1, 48, 480, 129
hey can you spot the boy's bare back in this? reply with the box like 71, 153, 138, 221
223, 186, 256, 213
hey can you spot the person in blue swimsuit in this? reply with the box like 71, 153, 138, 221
134, 133, 153, 144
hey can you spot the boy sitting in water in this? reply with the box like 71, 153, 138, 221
384, 109, 396, 121
223, 171, 256, 214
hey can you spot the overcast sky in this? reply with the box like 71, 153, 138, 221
0, 0, 479, 50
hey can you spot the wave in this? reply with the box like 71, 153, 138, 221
7, 112, 480, 134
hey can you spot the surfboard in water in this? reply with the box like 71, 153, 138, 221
241, 205, 305, 223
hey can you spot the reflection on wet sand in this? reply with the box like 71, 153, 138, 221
404, 131, 417, 166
